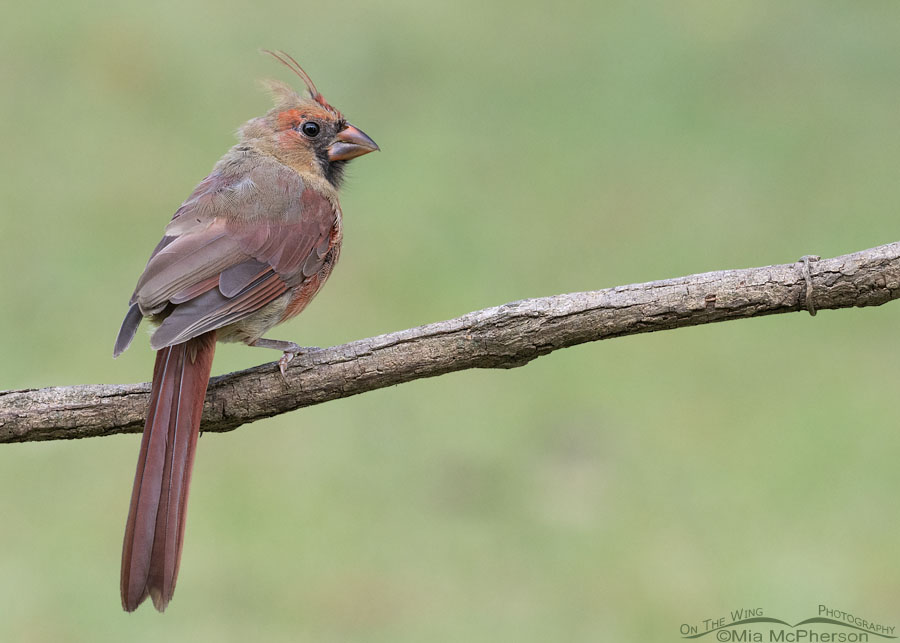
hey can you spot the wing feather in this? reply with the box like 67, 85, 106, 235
114, 151, 340, 353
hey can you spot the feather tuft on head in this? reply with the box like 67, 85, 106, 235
260, 49, 341, 117
259, 78, 302, 110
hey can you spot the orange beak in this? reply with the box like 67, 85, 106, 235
327, 123, 379, 161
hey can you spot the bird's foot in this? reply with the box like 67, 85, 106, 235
249, 338, 321, 378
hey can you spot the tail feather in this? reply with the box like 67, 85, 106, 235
121, 331, 216, 612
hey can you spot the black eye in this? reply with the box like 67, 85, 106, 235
300, 121, 320, 137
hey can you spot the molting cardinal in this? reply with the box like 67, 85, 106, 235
113, 51, 378, 612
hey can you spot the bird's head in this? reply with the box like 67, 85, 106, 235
241, 50, 379, 189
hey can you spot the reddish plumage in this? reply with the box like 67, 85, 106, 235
121, 332, 216, 612
114, 53, 377, 612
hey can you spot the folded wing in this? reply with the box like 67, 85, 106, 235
114, 154, 338, 356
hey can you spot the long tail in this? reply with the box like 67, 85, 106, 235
121, 331, 216, 612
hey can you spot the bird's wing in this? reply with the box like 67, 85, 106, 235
113, 156, 338, 355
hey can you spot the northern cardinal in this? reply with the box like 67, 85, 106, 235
113, 51, 378, 612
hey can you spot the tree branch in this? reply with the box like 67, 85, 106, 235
3, 242, 899, 444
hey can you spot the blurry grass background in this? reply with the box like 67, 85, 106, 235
2, 1, 900, 641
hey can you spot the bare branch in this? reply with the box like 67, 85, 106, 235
3, 242, 899, 444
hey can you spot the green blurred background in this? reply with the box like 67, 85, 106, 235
2, 1, 899, 640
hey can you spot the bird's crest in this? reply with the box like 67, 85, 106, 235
261, 49, 342, 119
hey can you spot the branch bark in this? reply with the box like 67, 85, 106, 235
3, 242, 899, 444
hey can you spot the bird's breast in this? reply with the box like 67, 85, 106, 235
279, 220, 342, 323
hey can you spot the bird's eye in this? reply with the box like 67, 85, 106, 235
300, 121, 321, 138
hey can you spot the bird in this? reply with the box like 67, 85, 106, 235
113, 50, 378, 612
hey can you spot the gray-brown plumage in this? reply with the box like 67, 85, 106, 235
115, 51, 378, 612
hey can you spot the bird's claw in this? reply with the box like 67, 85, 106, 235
278, 351, 296, 379
276, 344, 321, 379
